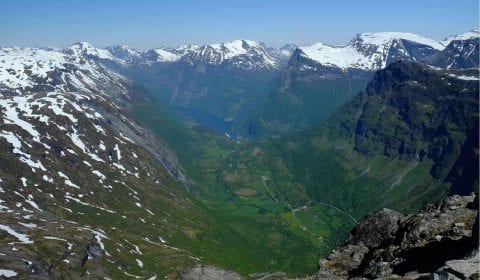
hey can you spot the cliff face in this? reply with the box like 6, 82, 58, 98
315, 195, 479, 280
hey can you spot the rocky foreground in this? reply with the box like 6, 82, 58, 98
180, 194, 479, 280
314, 194, 478, 279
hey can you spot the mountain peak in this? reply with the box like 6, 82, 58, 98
67, 42, 114, 60
352, 32, 444, 50
279, 43, 298, 57
442, 30, 480, 46
298, 31, 451, 70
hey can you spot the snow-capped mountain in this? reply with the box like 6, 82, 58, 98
105, 45, 145, 64
431, 30, 480, 69
0, 44, 128, 96
294, 31, 479, 72
0, 42, 205, 278
297, 32, 444, 71
267, 43, 298, 64
441, 29, 480, 46
78, 39, 287, 70
177, 39, 281, 70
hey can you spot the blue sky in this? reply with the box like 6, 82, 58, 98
1, 0, 478, 49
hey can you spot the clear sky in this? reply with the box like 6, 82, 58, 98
1, 0, 478, 49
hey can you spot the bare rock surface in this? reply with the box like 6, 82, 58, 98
178, 264, 244, 280
315, 195, 479, 279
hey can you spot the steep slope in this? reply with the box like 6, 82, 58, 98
0, 45, 302, 278
0, 45, 208, 278
247, 31, 479, 137
244, 61, 478, 217
309, 61, 478, 212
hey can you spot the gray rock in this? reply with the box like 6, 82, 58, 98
316, 244, 369, 279
436, 251, 480, 279
85, 243, 104, 258
314, 195, 478, 279
178, 264, 244, 280
348, 208, 403, 248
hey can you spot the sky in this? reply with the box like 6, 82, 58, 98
1, 0, 478, 49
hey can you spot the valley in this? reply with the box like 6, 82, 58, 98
0, 27, 477, 279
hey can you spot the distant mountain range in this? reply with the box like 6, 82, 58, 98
0, 30, 478, 138
39, 30, 476, 72
247, 30, 479, 136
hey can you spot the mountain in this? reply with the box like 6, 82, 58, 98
318, 61, 478, 208
97, 40, 290, 132
247, 31, 479, 137
0, 44, 215, 278
246, 61, 479, 216
429, 30, 480, 69
267, 43, 298, 64
105, 45, 146, 64
298, 32, 443, 71
441, 29, 480, 46
1, 44, 306, 278
176, 39, 282, 70
0, 45, 137, 102
90, 39, 286, 70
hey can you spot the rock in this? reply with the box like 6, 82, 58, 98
178, 264, 244, 280
348, 208, 404, 248
316, 244, 369, 279
440, 251, 480, 279
314, 195, 478, 279
249, 271, 287, 280
85, 243, 104, 258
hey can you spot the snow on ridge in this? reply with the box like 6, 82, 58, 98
441, 30, 480, 46
68, 42, 115, 60
353, 32, 444, 50
0, 47, 67, 88
0, 44, 127, 91
448, 73, 480, 81
299, 43, 371, 70
153, 49, 180, 62
298, 31, 453, 70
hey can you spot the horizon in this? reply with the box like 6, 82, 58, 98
0, 0, 478, 49
2, 29, 479, 51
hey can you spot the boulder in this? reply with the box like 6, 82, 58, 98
348, 208, 404, 248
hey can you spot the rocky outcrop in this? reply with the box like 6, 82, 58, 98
178, 264, 244, 280
348, 208, 404, 248
315, 195, 479, 279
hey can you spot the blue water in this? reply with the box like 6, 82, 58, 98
173, 106, 236, 138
